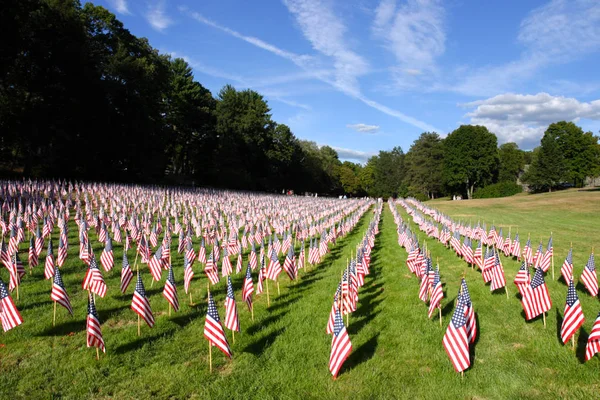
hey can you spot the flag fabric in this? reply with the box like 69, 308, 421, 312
428, 266, 443, 319
585, 312, 600, 361
560, 280, 585, 344
540, 237, 552, 273
580, 253, 598, 297
561, 248, 574, 283
514, 261, 530, 295
163, 264, 179, 312
131, 273, 155, 327
82, 254, 107, 298
148, 245, 163, 282
50, 267, 73, 315
282, 245, 296, 281
242, 263, 254, 310
0, 278, 23, 332
329, 306, 352, 378
28, 237, 38, 268
224, 276, 240, 332
460, 279, 477, 343
267, 249, 282, 281
100, 237, 114, 272
204, 291, 231, 358
524, 238, 533, 266
443, 295, 470, 373
120, 252, 133, 293
44, 238, 55, 280
57, 235, 67, 267
204, 254, 220, 285
183, 252, 194, 294
521, 267, 552, 320
86, 293, 105, 353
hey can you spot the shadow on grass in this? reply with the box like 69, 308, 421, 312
99, 304, 132, 321
21, 300, 53, 311
340, 333, 380, 376
348, 310, 381, 335
113, 327, 177, 354
441, 297, 456, 317
469, 313, 481, 367
268, 296, 301, 313
576, 327, 589, 363
247, 311, 288, 335
555, 308, 563, 345
169, 306, 203, 328
242, 327, 285, 355
37, 319, 85, 337
362, 282, 384, 294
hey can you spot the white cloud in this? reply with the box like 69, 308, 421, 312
110, 0, 130, 14
346, 123, 380, 133
331, 146, 374, 162
462, 92, 600, 148
449, 0, 600, 96
372, 0, 445, 89
146, 1, 173, 32
183, 7, 440, 133
283, 0, 369, 96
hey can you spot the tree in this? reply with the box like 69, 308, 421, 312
521, 137, 567, 192
498, 142, 525, 183
404, 132, 444, 199
443, 125, 498, 199
338, 161, 362, 196
367, 147, 405, 198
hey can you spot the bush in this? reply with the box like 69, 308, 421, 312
473, 181, 522, 199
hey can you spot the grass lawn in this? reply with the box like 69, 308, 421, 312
1, 190, 599, 399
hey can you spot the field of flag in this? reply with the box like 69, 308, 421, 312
0, 183, 599, 398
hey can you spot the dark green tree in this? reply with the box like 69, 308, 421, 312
498, 142, 525, 183
443, 125, 498, 199
404, 132, 444, 199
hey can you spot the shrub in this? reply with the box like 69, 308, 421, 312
473, 181, 522, 199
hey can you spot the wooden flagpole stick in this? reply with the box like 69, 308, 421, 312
96, 347, 100, 361
53, 301, 56, 326
251, 303, 254, 321
276, 278, 280, 296
542, 311, 546, 328
232, 330, 235, 344
572, 334, 575, 350
168, 303, 171, 317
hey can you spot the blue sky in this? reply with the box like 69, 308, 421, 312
101, 0, 600, 162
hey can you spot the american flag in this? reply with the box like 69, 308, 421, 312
183, 252, 194, 294
186, 238, 196, 266
418, 260, 432, 302
514, 261, 530, 295
221, 247, 232, 277
50, 267, 73, 315
267, 249, 282, 281
539, 236, 552, 273
242, 263, 254, 310
473, 240, 483, 270
580, 253, 598, 297
204, 291, 231, 358
523, 238, 533, 266
235, 253, 243, 274
512, 233, 521, 260
428, 266, 443, 319
204, 254, 220, 285
100, 237, 114, 272
282, 245, 296, 281
482, 247, 494, 283
44, 238, 55, 280
198, 238, 206, 264
56, 235, 67, 267
329, 306, 352, 378
533, 241, 544, 270
490, 251, 506, 291
8, 252, 25, 292
256, 257, 265, 295
28, 237, 38, 268
560, 279, 585, 344
224, 276, 240, 332
82, 254, 107, 298
163, 264, 179, 312
561, 248, 573, 283
86, 293, 105, 353
249, 244, 258, 270
460, 279, 476, 343
120, 252, 133, 293
443, 293, 470, 372
585, 312, 600, 361
131, 273, 155, 327
521, 267, 552, 320
0, 278, 23, 332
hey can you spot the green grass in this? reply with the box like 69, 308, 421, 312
1, 191, 599, 399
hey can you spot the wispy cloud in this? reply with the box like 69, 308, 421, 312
146, 1, 173, 32
372, 0, 445, 89
181, 5, 440, 133
448, 0, 600, 96
462, 92, 600, 148
109, 0, 130, 15
347, 123, 380, 133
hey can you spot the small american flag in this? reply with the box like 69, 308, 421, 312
561, 248, 573, 283
580, 253, 598, 297
131, 273, 155, 327
51, 267, 73, 315
266, 249, 282, 281
100, 237, 114, 272
561, 279, 585, 344
82, 254, 107, 298
120, 252, 133, 293
44, 238, 55, 280
183, 252, 194, 294
28, 237, 38, 268
428, 266, 443, 319
163, 264, 179, 312
329, 306, 351, 378
86, 293, 105, 353
242, 263, 254, 310
148, 245, 163, 282
224, 276, 240, 332
443, 293, 470, 372
460, 279, 476, 343
57, 235, 67, 267
204, 291, 231, 358
521, 267, 552, 320
585, 312, 600, 362
0, 278, 23, 332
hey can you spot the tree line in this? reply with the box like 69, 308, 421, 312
2, 1, 599, 198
